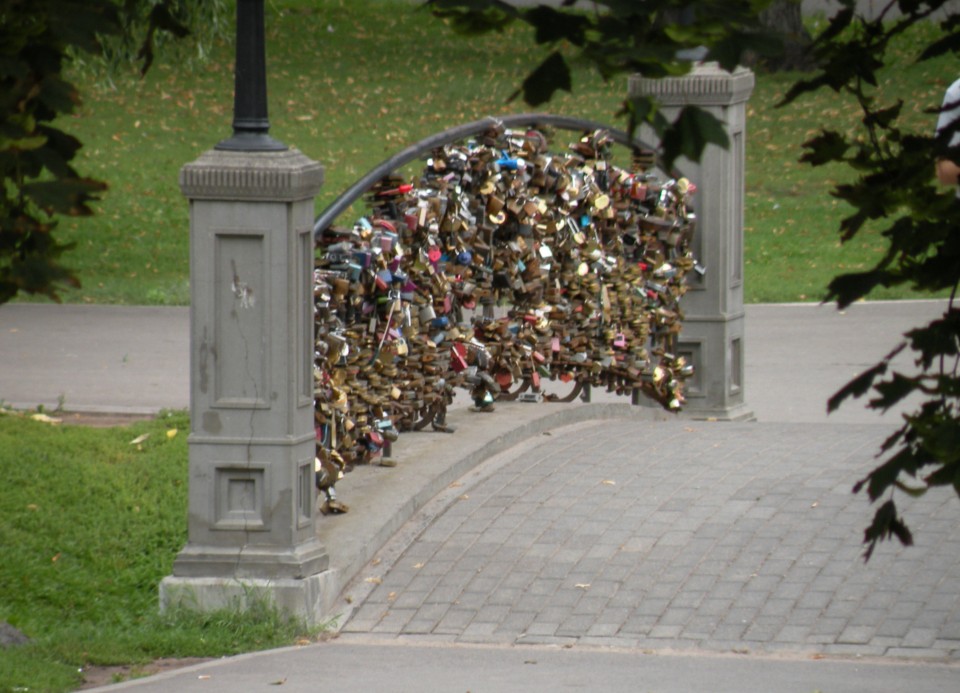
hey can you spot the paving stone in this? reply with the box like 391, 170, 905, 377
556, 614, 598, 636
620, 614, 657, 636
578, 635, 641, 648
522, 621, 560, 637
847, 607, 888, 628
340, 420, 960, 661
902, 627, 940, 648
774, 624, 810, 643
885, 647, 952, 659
496, 610, 537, 633
695, 597, 733, 618
939, 621, 960, 640
515, 634, 578, 647
821, 643, 888, 657
648, 624, 685, 639
659, 607, 695, 627
402, 619, 439, 634
742, 616, 787, 642
934, 639, 960, 653
449, 590, 487, 610
681, 614, 719, 638
371, 608, 416, 633
433, 608, 477, 633
391, 590, 429, 610
838, 625, 876, 644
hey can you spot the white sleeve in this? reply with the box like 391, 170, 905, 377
936, 78, 960, 148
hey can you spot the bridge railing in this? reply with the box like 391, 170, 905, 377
311, 116, 699, 512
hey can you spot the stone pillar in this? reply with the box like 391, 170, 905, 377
629, 64, 755, 420
159, 147, 335, 624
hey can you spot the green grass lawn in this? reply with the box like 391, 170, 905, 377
744, 15, 955, 303
20, 0, 956, 306
0, 410, 321, 691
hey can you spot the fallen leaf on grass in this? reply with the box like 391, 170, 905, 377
129, 433, 150, 445
166, 429, 178, 439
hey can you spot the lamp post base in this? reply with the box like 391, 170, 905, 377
159, 572, 340, 628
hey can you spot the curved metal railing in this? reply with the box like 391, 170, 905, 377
313, 113, 666, 236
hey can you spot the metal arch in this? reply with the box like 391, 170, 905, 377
312, 112, 666, 237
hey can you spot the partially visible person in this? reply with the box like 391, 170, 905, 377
936, 76, 960, 185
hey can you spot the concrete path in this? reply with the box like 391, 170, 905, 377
0, 299, 948, 423
2, 300, 959, 691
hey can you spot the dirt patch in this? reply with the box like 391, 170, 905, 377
58, 412, 156, 428
77, 657, 215, 689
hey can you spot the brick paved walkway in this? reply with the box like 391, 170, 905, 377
340, 419, 960, 659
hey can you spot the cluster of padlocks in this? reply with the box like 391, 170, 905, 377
312, 124, 698, 513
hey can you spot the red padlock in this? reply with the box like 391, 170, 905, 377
451, 342, 468, 372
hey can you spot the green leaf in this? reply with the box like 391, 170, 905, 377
137, 1, 194, 75
828, 360, 888, 413
525, 6, 588, 47
660, 106, 729, 169
510, 51, 571, 107
854, 443, 921, 501
923, 462, 960, 493
825, 270, 890, 308
893, 480, 927, 498
862, 499, 913, 561
814, 6, 854, 43
906, 310, 960, 369
147, 2, 191, 39
46, 1, 123, 56
0, 134, 48, 151
863, 100, 903, 130
23, 178, 107, 216
919, 29, 960, 61
38, 75, 81, 116
800, 130, 849, 166
425, 0, 518, 34
869, 372, 919, 412
708, 31, 783, 73
919, 419, 960, 466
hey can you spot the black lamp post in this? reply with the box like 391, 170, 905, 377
216, 0, 287, 152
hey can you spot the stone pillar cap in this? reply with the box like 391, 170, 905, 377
629, 63, 755, 107
180, 146, 324, 202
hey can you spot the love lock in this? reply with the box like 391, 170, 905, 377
314, 124, 700, 509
